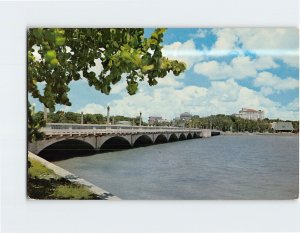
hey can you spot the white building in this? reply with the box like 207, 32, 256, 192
180, 112, 192, 121
148, 116, 169, 125
234, 108, 264, 121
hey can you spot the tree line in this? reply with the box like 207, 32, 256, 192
185, 114, 299, 133
32, 110, 145, 126
32, 110, 299, 133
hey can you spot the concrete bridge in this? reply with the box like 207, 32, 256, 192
28, 123, 220, 159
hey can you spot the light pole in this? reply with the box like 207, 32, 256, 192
106, 105, 110, 125
81, 111, 84, 124
139, 112, 142, 127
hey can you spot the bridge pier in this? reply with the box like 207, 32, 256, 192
201, 130, 211, 138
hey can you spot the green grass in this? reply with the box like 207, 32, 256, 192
52, 184, 95, 199
28, 158, 58, 179
27, 157, 102, 200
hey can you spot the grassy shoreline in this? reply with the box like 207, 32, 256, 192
27, 157, 106, 200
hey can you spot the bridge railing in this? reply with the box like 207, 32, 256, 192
41, 123, 208, 136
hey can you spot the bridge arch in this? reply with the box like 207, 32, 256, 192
193, 132, 201, 138
133, 134, 153, 147
169, 133, 178, 142
154, 134, 168, 144
38, 139, 96, 161
187, 133, 193, 139
34, 137, 96, 155
99, 136, 131, 152
179, 133, 186, 141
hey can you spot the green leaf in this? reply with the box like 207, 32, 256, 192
50, 58, 59, 66
45, 50, 57, 62
126, 81, 138, 95
55, 37, 66, 46
141, 64, 154, 73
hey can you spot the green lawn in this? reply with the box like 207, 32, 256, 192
27, 157, 104, 200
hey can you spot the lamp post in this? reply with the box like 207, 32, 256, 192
139, 112, 142, 127
106, 105, 110, 125
81, 111, 84, 124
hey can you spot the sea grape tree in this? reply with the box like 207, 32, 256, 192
28, 28, 186, 112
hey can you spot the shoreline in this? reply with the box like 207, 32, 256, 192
28, 151, 120, 200
222, 132, 298, 136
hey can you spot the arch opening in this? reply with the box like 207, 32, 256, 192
193, 132, 201, 138
100, 136, 131, 152
38, 139, 95, 161
155, 134, 168, 144
212, 131, 220, 136
187, 133, 193, 139
134, 135, 153, 148
179, 133, 186, 141
169, 133, 178, 142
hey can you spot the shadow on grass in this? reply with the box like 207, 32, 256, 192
27, 177, 111, 200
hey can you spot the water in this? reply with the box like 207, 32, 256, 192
54, 135, 299, 200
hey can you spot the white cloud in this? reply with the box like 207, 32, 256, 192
73, 29, 298, 121
285, 98, 299, 112
193, 55, 278, 80
211, 28, 299, 68
254, 71, 299, 95
212, 28, 239, 51
77, 103, 106, 114
32, 45, 42, 61
88, 58, 103, 76
162, 39, 202, 69
230, 56, 258, 79
190, 29, 208, 38
260, 87, 274, 96
155, 73, 185, 88
254, 56, 279, 70
194, 60, 230, 80
280, 56, 299, 68
109, 72, 184, 96
110, 75, 128, 94
87, 77, 298, 121
210, 79, 240, 102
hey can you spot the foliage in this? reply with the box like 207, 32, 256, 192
28, 157, 58, 179
291, 121, 299, 132
28, 28, 186, 112
52, 184, 95, 199
36, 111, 150, 125
28, 102, 45, 142
185, 114, 273, 133
27, 157, 104, 199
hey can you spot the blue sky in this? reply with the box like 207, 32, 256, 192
30, 28, 299, 120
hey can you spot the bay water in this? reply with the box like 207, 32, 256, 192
54, 135, 299, 199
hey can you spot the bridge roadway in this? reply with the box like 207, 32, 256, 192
28, 123, 219, 155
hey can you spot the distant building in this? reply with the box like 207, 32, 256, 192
180, 112, 192, 121
148, 116, 169, 125
271, 122, 294, 132
234, 108, 264, 121
148, 116, 162, 125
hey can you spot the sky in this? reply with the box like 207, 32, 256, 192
29, 28, 299, 121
